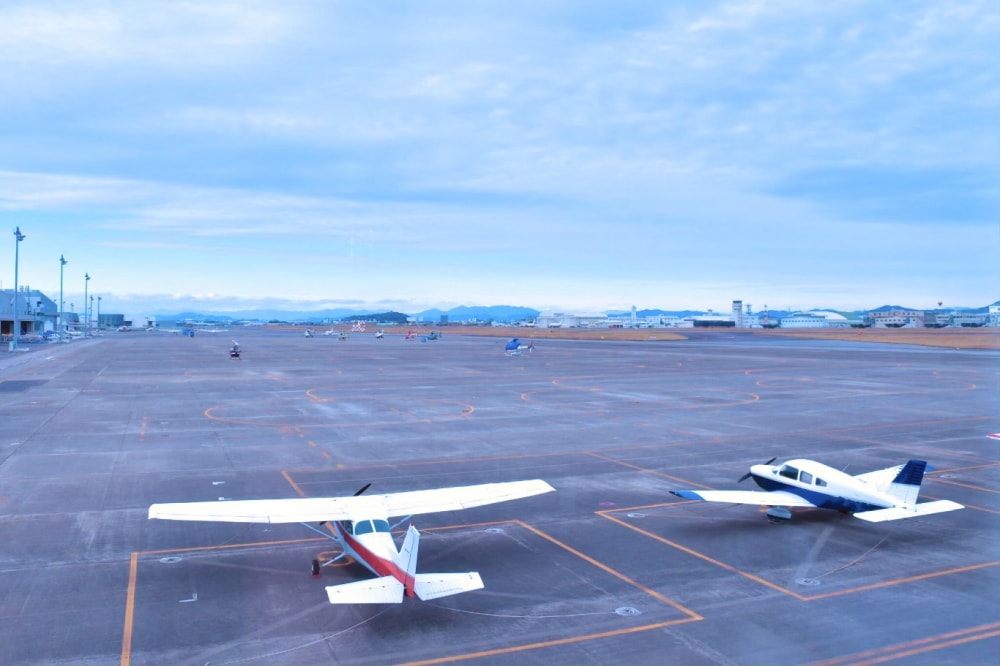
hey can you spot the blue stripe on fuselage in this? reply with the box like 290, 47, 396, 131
752, 475, 884, 513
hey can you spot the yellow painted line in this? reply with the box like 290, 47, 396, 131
855, 626, 1000, 665
305, 389, 331, 403
516, 519, 701, 619
811, 622, 1000, 666
933, 461, 1000, 474
120, 552, 138, 666
931, 477, 1000, 494
282, 470, 308, 498
924, 499, 1000, 516
600, 507, 1000, 602
584, 451, 715, 489
396, 518, 702, 666
125, 516, 699, 666
397, 618, 700, 666
598, 511, 808, 600
805, 560, 1000, 601
203, 399, 475, 428
140, 536, 327, 556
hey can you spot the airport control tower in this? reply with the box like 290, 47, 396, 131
732, 300, 744, 328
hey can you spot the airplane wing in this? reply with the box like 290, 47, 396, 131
149, 479, 555, 524
671, 489, 818, 507
380, 479, 555, 517
149, 497, 356, 523
852, 464, 905, 490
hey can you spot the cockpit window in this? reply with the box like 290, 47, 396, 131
779, 465, 799, 480
351, 519, 390, 535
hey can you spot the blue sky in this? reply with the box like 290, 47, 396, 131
1, 1, 997, 316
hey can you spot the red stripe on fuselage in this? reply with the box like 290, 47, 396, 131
335, 521, 416, 597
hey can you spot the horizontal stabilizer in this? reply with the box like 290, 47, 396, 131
671, 489, 816, 508
854, 500, 964, 523
326, 576, 405, 604
414, 572, 484, 601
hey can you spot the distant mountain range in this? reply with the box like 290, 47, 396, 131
149, 301, 999, 324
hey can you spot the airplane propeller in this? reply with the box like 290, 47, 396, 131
320, 482, 372, 526
738, 457, 777, 483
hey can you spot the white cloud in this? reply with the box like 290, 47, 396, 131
1, 1, 996, 312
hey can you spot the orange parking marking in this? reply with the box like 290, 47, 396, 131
584, 451, 715, 489
281, 470, 307, 498
120, 552, 138, 666
516, 520, 700, 619
931, 477, 1000, 494
121, 520, 699, 666
600, 509, 805, 599
600, 504, 1000, 602
398, 618, 699, 666
812, 621, 1000, 666
805, 561, 999, 601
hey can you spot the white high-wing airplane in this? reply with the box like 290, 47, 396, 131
149, 479, 554, 604
670, 458, 963, 522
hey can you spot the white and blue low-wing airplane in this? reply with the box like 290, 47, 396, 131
149, 479, 554, 603
671, 458, 963, 522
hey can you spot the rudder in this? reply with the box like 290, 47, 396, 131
393, 524, 420, 597
886, 460, 926, 505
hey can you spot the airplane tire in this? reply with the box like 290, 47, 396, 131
311, 559, 321, 576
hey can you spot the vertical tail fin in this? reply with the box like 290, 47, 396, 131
394, 524, 420, 598
394, 524, 485, 600
886, 460, 926, 505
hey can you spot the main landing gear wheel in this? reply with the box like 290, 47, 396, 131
311, 559, 321, 576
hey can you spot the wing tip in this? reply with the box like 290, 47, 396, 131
671, 490, 703, 501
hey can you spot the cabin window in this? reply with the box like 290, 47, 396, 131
779, 465, 799, 480
816, 478, 827, 487
800, 471, 813, 484
354, 520, 375, 535
372, 519, 391, 533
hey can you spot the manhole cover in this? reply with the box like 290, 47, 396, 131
615, 607, 641, 616
626, 512, 646, 519
795, 577, 820, 586
160, 557, 183, 564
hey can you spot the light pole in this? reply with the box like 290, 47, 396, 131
12, 227, 26, 350
84, 272, 90, 335
97, 296, 102, 330
59, 255, 67, 335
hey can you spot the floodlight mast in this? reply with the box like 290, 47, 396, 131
59, 255, 67, 335
84, 273, 90, 335
11, 227, 25, 350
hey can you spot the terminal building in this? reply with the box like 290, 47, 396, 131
0, 288, 58, 340
0, 287, 121, 342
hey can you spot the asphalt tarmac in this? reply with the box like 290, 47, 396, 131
1, 328, 997, 665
